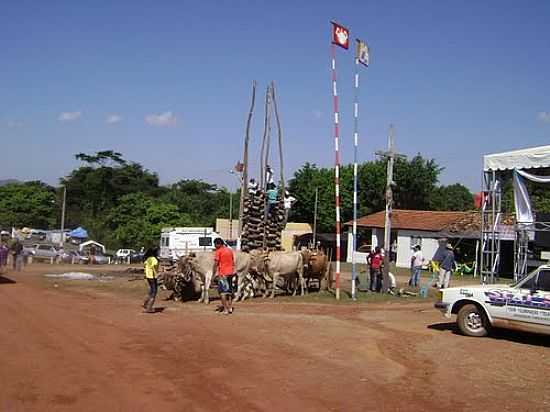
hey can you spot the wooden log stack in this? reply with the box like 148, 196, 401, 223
241, 190, 285, 252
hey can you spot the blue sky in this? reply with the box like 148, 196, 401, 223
1, 0, 549, 191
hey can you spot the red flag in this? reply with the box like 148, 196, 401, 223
331, 22, 350, 49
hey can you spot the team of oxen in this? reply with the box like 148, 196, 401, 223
159, 249, 333, 304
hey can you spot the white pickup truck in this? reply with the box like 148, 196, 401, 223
435, 265, 550, 337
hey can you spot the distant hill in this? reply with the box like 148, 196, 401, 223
0, 179, 22, 186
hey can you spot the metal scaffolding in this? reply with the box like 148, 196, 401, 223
480, 170, 502, 284
481, 145, 550, 283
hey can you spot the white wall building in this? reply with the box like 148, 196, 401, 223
346, 210, 484, 268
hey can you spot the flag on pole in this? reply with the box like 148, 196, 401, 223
356, 39, 370, 66
331, 22, 350, 49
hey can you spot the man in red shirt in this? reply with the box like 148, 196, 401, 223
367, 246, 384, 292
214, 238, 235, 315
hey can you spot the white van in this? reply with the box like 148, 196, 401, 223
160, 227, 226, 260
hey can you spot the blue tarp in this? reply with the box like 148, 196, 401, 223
69, 227, 88, 239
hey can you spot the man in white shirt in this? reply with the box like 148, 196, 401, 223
409, 245, 424, 287
283, 190, 296, 223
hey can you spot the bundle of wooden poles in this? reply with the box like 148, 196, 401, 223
240, 190, 285, 252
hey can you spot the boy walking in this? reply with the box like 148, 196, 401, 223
214, 238, 235, 315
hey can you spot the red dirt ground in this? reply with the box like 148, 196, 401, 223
1, 264, 549, 411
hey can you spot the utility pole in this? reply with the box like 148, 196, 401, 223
60, 185, 67, 247
229, 191, 233, 240
312, 187, 319, 247
375, 125, 406, 293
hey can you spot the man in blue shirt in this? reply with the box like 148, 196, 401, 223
436, 243, 455, 289
266, 182, 278, 214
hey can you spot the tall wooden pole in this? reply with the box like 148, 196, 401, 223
271, 82, 285, 191
239, 81, 256, 241
259, 87, 270, 189
375, 125, 405, 292
262, 85, 273, 250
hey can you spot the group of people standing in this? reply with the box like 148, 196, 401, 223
0, 238, 24, 274
362, 241, 456, 293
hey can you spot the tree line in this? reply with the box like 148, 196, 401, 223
0, 150, 488, 249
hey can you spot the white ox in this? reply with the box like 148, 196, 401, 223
178, 251, 251, 304
247, 250, 305, 298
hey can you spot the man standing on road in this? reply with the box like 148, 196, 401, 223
213, 238, 235, 315
11, 239, 24, 272
409, 245, 424, 287
367, 246, 383, 292
436, 244, 455, 289
143, 248, 159, 314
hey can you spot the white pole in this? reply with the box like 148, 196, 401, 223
351, 57, 360, 300
229, 191, 233, 240
60, 185, 66, 247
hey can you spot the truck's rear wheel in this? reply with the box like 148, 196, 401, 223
457, 304, 489, 337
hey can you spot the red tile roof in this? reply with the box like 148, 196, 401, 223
346, 209, 473, 232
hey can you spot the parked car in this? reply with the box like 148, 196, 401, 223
435, 265, 550, 337
59, 250, 89, 264
87, 253, 110, 265
129, 250, 145, 263
115, 249, 135, 263
29, 244, 60, 260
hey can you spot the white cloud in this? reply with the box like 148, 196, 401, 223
537, 112, 550, 123
106, 114, 122, 124
58, 111, 81, 122
312, 110, 322, 119
145, 111, 177, 127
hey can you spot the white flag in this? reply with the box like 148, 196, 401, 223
356, 39, 370, 67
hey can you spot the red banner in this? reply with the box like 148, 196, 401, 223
331, 22, 350, 49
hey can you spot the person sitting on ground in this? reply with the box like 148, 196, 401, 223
213, 238, 235, 315
388, 272, 397, 295
143, 247, 159, 314
266, 182, 278, 214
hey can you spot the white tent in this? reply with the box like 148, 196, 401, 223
79, 240, 106, 254
484, 145, 550, 171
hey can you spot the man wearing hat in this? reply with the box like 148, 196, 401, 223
437, 243, 455, 289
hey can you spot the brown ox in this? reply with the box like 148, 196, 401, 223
300, 249, 332, 291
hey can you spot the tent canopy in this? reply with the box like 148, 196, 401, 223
79, 240, 105, 254
484, 145, 550, 171
69, 227, 88, 239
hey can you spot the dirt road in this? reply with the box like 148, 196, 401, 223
1, 266, 549, 411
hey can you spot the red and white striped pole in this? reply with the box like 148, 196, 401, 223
331, 42, 341, 300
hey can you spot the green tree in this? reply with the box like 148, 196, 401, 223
289, 156, 445, 232
393, 155, 442, 210
61, 151, 161, 237
0, 181, 57, 229
430, 183, 474, 211
107, 193, 192, 249
161, 179, 233, 227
